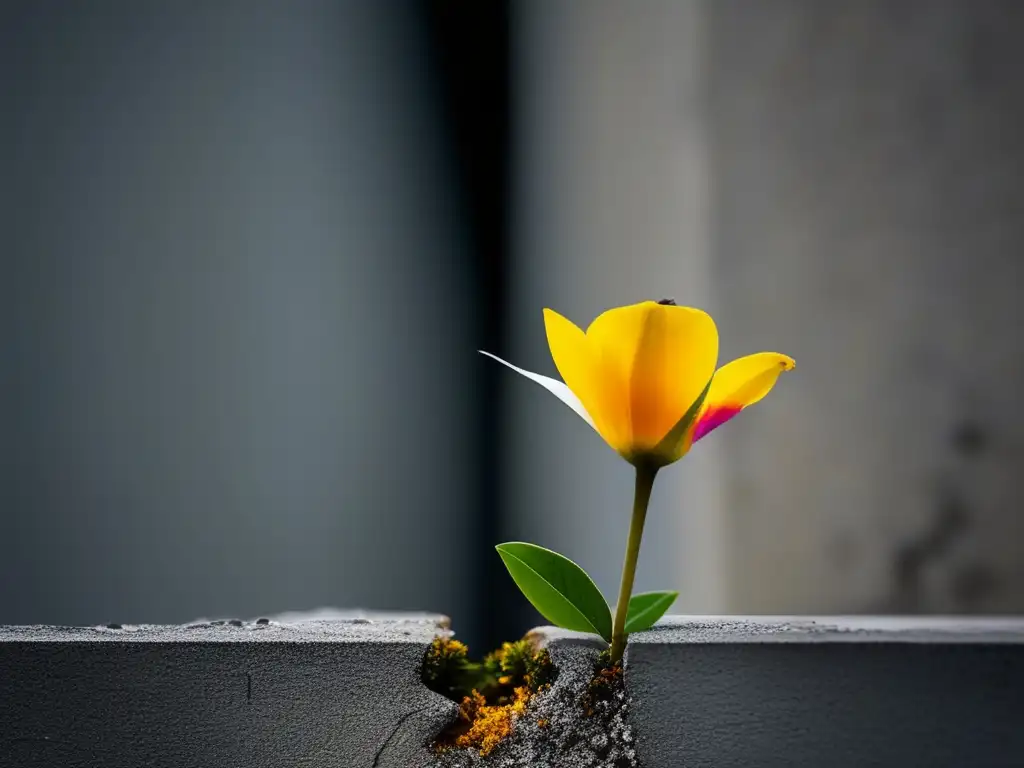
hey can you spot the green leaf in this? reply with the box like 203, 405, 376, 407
624, 590, 678, 634
496, 542, 612, 642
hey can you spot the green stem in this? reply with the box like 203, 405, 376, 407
609, 461, 659, 665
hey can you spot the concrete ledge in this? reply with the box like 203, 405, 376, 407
6, 614, 1023, 767
0, 610, 456, 768
626, 616, 1024, 768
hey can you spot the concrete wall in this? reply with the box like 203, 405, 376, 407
6, 615, 1020, 767
0, 2, 476, 633
625, 616, 1024, 768
511, 0, 1024, 618
708, 0, 1024, 614
0, 613, 454, 768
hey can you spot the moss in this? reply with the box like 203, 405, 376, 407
422, 635, 554, 704
483, 639, 556, 694
424, 635, 555, 756
421, 637, 479, 701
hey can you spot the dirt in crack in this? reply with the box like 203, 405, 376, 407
422, 638, 638, 766
423, 635, 555, 756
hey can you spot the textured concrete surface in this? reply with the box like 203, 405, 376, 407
5, 613, 1023, 766
626, 616, 1024, 768
0, 611, 456, 768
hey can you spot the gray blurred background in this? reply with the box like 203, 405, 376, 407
3, 0, 1024, 651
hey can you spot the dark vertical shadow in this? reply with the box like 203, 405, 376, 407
417, 0, 516, 650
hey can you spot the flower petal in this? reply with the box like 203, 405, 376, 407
478, 351, 596, 430
586, 301, 718, 452
692, 352, 795, 442
543, 308, 625, 450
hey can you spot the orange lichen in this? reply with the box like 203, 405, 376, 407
427, 636, 555, 756
450, 686, 533, 756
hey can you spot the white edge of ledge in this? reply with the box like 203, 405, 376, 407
0, 609, 451, 644
528, 616, 1024, 648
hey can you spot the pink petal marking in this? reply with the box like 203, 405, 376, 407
692, 404, 743, 443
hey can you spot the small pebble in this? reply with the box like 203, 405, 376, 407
228, 619, 244, 627
256, 618, 270, 625
105, 623, 122, 630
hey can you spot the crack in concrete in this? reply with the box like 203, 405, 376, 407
372, 706, 430, 767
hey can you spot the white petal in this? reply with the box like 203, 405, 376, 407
479, 350, 596, 430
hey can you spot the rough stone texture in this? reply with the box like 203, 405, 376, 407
627, 616, 1024, 768
0, 611, 456, 768
433, 631, 636, 768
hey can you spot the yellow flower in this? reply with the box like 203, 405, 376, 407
483, 300, 794, 467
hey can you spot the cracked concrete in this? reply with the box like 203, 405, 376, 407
4, 613, 1024, 767
0, 610, 456, 768
431, 630, 636, 767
